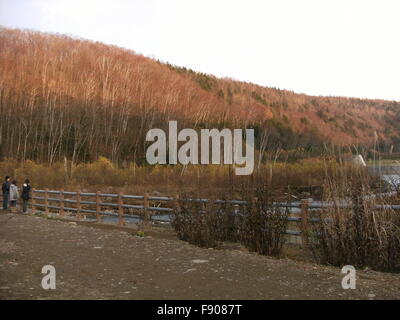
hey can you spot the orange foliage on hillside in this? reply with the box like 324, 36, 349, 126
0, 27, 399, 163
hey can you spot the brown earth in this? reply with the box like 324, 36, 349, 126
0, 212, 399, 300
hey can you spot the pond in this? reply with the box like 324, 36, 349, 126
368, 164, 400, 189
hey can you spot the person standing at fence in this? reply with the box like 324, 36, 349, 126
9, 180, 19, 213
2, 176, 11, 210
21, 179, 31, 213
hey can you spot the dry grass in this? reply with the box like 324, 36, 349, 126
309, 169, 400, 272
0, 157, 368, 197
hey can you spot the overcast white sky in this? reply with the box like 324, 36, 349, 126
1, 0, 399, 101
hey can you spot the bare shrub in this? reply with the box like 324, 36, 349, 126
171, 186, 289, 256
238, 187, 289, 256
172, 194, 227, 248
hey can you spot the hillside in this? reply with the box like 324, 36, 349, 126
0, 27, 399, 164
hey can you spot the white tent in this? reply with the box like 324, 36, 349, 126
352, 154, 366, 167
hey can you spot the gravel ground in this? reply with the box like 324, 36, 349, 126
0, 212, 399, 300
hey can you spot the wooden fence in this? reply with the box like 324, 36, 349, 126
1, 189, 400, 245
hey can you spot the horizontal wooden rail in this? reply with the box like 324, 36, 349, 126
29, 189, 400, 209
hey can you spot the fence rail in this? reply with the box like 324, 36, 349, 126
1, 189, 399, 245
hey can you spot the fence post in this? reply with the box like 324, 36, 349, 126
77, 190, 82, 220
60, 189, 65, 218
143, 193, 150, 230
31, 188, 36, 214
96, 191, 101, 223
300, 199, 310, 246
173, 194, 180, 213
251, 197, 258, 214
118, 192, 124, 226
44, 188, 49, 214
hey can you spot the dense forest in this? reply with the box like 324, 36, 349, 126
1, 27, 400, 166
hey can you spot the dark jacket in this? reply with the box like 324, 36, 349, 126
22, 183, 31, 201
2, 181, 10, 194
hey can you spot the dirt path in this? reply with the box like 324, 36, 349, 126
0, 212, 399, 300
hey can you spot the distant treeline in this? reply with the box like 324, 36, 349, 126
1, 28, 400, 165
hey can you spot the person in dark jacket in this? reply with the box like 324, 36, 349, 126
2, 176, 11, 210
21, 179, 31, 213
